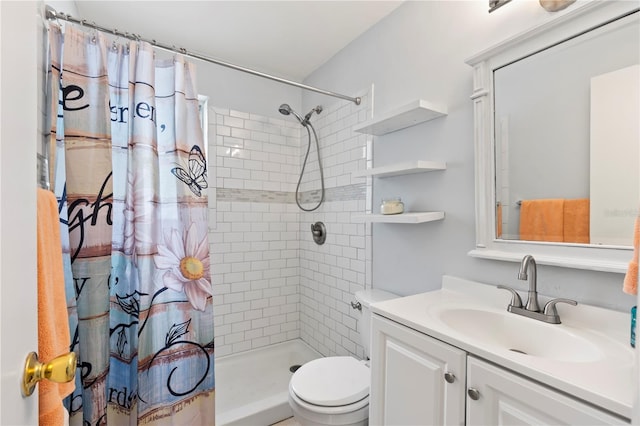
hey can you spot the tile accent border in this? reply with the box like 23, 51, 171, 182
217, 183, 366, 204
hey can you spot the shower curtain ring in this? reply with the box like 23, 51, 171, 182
112, 29, 121, 52
90, 22, 98, 44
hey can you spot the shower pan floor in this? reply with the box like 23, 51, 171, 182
215, 339, 321, 426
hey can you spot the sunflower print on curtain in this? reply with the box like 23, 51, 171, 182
48, 23, 215, 425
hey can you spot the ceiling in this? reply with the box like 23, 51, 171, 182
71, 1, 404, 81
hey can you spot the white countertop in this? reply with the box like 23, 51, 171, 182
371, 275, 635, 420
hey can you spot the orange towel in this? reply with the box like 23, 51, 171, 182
623, 214, 639, 295
519, 199, 564, 242
563, 198, 590, 244
37, 188, 74, 425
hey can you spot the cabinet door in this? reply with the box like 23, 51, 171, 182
466, 356, 628, 425
370, 315, 466, 426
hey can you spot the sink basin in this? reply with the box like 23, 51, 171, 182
436, 308, 603, 363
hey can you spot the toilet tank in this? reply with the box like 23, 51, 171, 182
354, 289, 398, 358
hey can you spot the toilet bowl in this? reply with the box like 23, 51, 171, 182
288, 356, 369, 426
288, 289, 398, 426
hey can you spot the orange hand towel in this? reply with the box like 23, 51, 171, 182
519, 199, 564, 242
623, 214, 639, 295
563, 198, 590, 244
37, 188, 74, 426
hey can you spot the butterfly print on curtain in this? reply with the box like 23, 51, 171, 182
171, 145, 208, 197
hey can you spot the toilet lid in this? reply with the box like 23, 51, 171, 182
290, 356, 369, 407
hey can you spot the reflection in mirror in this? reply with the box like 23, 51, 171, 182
494, 11, 639, 246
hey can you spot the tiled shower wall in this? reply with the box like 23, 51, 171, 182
209, 90, 372, 358
297, 92, 373, 359
208, 110, 302, 357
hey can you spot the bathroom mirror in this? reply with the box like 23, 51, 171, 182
466, 1, 639, 273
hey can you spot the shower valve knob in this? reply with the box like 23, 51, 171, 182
310, 222, 326, 245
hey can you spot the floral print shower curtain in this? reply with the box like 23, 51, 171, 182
48, 23, 214, 425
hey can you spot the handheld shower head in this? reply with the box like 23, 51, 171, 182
278, 103, 305, 124
277, 101, 326, 212
278, 104, 292, 116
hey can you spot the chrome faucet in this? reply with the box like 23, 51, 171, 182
497, 255, 577, 324
518, 254, 540, 312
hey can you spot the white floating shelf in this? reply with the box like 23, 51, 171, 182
352, 212, 445, 224
352, 160, 446, 178
353, 100, 448, 135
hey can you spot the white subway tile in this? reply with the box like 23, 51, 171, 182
231, 303, 251, 315
252, 318, 270, 329
251, 299, 269, 310
216, 125, 231, 137
223, 136, 244, 148
244, 139, 263, 151
250, 131, 270, 142
244, 270, 263, 281
232, 341, 252, 353
231, 127, 251, 139
223, 157, 244, 169
244, 120, 265, 132
224, 116, 244, 128
252, 336, 271, 348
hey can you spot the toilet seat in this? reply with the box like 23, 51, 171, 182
289, 386, 369, 426
290, 356, 369, 408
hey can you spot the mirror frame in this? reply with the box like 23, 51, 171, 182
465, 1, 638, 273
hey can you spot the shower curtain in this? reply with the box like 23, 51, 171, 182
48, 23, 214, 425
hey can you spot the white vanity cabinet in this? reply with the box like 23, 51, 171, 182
466, 356, 626, 425
370, 315, 466, 426
370, 313, 629, 426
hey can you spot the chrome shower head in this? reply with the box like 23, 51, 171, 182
278, 103, 306, 125
278, 104, 292, 116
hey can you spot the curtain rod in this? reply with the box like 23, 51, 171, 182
45, 5, 361, 106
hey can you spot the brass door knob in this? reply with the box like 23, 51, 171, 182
21, 351, 77, 396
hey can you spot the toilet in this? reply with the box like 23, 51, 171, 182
288, 289, 398, 426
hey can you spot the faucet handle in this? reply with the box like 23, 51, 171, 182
497, 285, 523, 308
542, 298, 577, 323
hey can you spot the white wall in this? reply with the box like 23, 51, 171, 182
303, 0, 635, 311
196, 62, 302, 119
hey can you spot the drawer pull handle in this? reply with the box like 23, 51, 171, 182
467, 387, 481, 400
